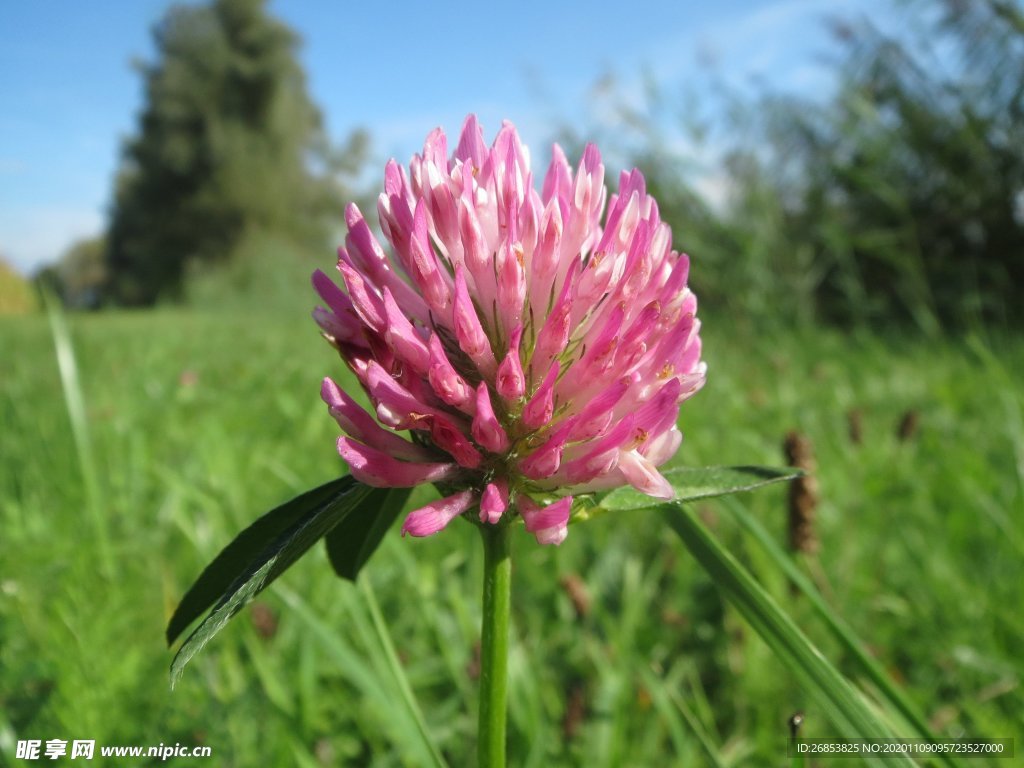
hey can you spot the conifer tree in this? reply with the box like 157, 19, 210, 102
107, 0, 345, 304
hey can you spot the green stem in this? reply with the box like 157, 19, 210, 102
478, 522, 511, 768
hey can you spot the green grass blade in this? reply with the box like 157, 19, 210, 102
724, 497, 966, 768
43, 289, 111, 576
170, 479, 373, 686
277, 584, 447, 767
641, 667, 729, 768
360, 576, 448, 768
661, 502, 916, 767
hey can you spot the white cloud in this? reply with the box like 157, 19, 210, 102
693, 170, 733, 212
0, 205, 104, 274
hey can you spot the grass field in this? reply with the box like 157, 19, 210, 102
2, 306, 1022, 766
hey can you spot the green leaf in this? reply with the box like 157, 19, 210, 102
325, 486, 412, 581
723, 497, 964, 768
660, 502, 914, 766
169, 477, 373, 686
599, 465, 801, 513
166, 476, 356, 646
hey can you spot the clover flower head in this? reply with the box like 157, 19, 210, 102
314, 116, 705, 545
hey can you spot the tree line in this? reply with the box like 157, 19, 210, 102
40, 0, 1024, 332
594, 0, 1024, 331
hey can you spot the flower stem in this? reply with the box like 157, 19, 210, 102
478, 522, 511, 768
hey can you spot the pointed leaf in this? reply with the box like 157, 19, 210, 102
724, 497, 963, 768
170, 477, 373, 686
599, 465, 801, 512
594, 468, 916, 763
325, 486, 412, 581
662, 502, 913, 766
166, 476, 356, 646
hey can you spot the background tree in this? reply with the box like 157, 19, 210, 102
573, 0, 1024, 331
745, 0, 1024, 330
35, 236, 108, 309
106, 0, 353, 305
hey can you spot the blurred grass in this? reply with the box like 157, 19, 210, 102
1, 305, 1021, 766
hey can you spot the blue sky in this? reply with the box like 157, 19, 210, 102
0, 0, 892, 274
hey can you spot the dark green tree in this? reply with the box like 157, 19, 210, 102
580, 0, 1024, 330
36, 236, 108, 309
755, 0, 1024, 329
106, 0, 350, 305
